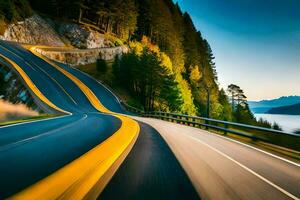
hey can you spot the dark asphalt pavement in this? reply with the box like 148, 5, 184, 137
0, 41, 122, 198
57, 62, 128, 114
0, 41, 199, 199
0, 113, 121, 198
100, 122, 199, 200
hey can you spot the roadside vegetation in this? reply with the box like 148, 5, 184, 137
0, 0, 281, 130
0, 0, 32, 34
0, 63, 44, 124
0, 114, 57, 127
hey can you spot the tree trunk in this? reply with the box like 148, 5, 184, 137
206, 88, 210, 118
78, 8, 82, 23
105, 17, 110, 32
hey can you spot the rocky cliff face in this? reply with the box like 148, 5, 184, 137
36, 46, 128, 66
0, 14, 115, 49
0, 14, 128, 65
59, 23, 113, 49
0, 15, 65, 46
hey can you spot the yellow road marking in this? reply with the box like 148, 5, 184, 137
30, 46, 109, 113
0, 45, 37, 72
30, 62, 78, 105
9, 46, 140, 199
0, 44, 77, 106
12, 116, 139, 200
0, 44, 77, 105
0, 54, 69, 115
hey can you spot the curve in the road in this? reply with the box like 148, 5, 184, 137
41, 52, 200, 200
0, 42, 140, 199
0, 41, 199, 200
0, 54, 68, 114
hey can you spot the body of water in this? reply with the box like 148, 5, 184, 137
254, 114, 300, 133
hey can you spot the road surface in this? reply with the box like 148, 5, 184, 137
0, 40, 299, 200
134, 117, 300, 200
0, 41, 198, 199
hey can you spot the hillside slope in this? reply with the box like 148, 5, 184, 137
249, 96, 300, 113
1, 0, 245, 122
267, 103, 300, 115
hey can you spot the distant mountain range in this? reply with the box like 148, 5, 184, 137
248, 96, 300, 114
267, 103, 300, 115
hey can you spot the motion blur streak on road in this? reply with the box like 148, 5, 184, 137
0, 113, 121, 198
0, 41, 137, 198
100, 122, 199, 200
1, 40, 299, 200
0, 41, 197, 200
135, 117, 300, 200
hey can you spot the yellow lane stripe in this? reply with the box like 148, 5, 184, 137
0, 44, 77, 105
0, 45, 37, 72
30, 62, 78, 105
11, 116, 139, 200
0, 54, 69, 115
29, 47, 110, 113
10, 47, 140, 199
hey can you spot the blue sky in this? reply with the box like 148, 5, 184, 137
175, 0, 300, 100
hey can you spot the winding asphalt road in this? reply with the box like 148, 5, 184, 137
134, 117, 300, 200
0, 40, 299, 200
0, 41, 198, 199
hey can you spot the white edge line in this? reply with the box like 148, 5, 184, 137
210, 130, 300, 167
0, 114, 72, 129
148, 117, 300, 168
0, 114, 87, 150
189, 136, 300, 200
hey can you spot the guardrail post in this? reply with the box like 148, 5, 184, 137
205, 119, 209, 130
224, 123, 228, 135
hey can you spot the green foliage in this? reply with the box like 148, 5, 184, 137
217, 89, 232, 121
11, 0, 220, 117
226, 84, 255, 124
96, 58, 107, 73
113, 40, 183, 112
1, 0, 236, 119
272, 122, 282, 131
226, 84, 282, 130
0, 0, 32, 22
29, 0, 137, 41
175, 74, 196, 115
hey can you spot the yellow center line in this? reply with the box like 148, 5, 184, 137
0, 45, 37, 72
11, 116, 139, 200
30, 62, 78, 106
29, 46, 109, 113
8, 46, 140, 199
0, 44, 77, 105
0, 54, 69, 115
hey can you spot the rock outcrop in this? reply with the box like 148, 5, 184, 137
59, 23, 113, 49
0, 14, 128, 65
0, 15, 65, 46
35, 46, 128, 66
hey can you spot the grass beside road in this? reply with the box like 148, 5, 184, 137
153, 117, 300, 161
0, 114, 59, 127
196, 125, 300, 161
76, 61, 300, 161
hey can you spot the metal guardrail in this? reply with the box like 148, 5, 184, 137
121, 102, 145, 115
121, 105, 300, 152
